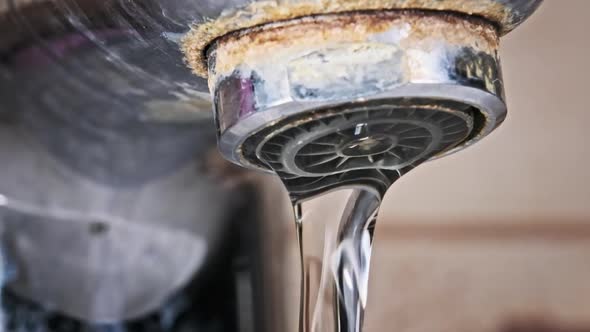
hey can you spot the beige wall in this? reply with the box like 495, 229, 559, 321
380, 1, 590, 223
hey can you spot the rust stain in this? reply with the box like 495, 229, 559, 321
206, 11, 498, 82
182, 0, 509, 78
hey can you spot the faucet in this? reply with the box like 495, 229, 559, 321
184, 0, 542, 199
0, 1, 542, 331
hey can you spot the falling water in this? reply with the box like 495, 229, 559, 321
251, 100, 474, 332
291, 189, 380, 332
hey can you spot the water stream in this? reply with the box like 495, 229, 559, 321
254, 101, 475, 332
293, 189, 380, 332
288, 186, 385, 332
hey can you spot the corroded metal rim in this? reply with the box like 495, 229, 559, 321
182, 0, 543, 77
208, 11, 508, 170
